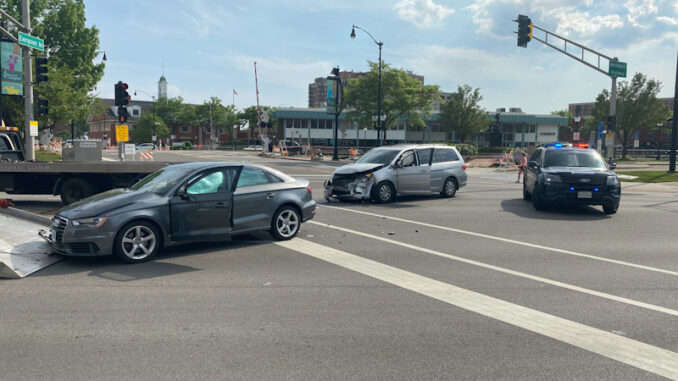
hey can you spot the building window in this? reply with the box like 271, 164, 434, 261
132, 109, 140, 116
219, 128, 224, 134
181, 125, 189, 133
310, 119, 317, 129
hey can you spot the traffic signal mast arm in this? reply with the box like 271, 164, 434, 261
524, 22, 619, 78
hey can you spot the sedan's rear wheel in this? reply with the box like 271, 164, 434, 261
114, 221, 160, 263
270, 206, 300, 240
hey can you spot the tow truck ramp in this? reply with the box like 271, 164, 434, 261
0, 210, 61, 279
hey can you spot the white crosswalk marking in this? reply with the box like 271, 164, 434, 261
276, 238, 678, 380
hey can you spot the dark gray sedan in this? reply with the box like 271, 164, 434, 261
40, 162, 316, 263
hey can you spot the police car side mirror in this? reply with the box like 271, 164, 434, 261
608, 162, 616, 170
528, 160, 539, 168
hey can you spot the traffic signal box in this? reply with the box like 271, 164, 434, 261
35, 57, 48, 83
114, 81, 130, 123
517, 15, 533, 48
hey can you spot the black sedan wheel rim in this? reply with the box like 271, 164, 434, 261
121, 225, 156, 260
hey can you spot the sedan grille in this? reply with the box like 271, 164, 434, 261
560, 174, 606, 186
51, 216, 68, 248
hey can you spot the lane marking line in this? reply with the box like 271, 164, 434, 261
276, 238, 678, 380
318, 205, 678, 277
308, 220, 678, 318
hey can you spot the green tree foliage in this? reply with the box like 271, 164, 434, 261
587, 73, 670, 158
1, 0, 104, 129
342, 62, 439, 139
155, 97, 188, 125
439, 85, 488, 143
132, 112, 168, 144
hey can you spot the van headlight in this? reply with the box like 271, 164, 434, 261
359, 173, 373, 182
72, 216, 108, 227
606, 175, 619, 186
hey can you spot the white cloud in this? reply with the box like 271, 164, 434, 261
554, 12, 624, 36
394, 0, 454, 28
656, 16, 678, 25
624, 0, 658, 26
179, 0, 235, 39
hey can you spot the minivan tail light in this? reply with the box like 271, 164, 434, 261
462, 164, 466, 170
307, 186, 312, 195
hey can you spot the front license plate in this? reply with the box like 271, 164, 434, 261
577, 191, 592, 199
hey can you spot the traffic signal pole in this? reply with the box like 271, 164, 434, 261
516, 18, 622, 159
22, 0, 34, 161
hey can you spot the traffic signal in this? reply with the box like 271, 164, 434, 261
117, 106, 129, 123
35, 57, 48, 83
114, 81, 130, 106
607, 115, 616, 132
517, 15, 533, 48
38, 98, 49, 116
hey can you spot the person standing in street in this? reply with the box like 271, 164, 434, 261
516, 151, 527, 183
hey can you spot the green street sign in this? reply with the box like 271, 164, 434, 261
17, 32, 44, 51
608, 60, 627, 78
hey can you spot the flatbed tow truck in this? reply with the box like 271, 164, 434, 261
0, 126, 168, 204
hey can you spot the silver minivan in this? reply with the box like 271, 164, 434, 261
324, 144, 467, 203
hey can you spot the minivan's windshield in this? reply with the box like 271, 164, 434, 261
356, 148, 400, 166
129, 166, 193, 194
543, 150, 607, 168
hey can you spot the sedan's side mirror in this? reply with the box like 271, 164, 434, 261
177, 186, 189, 200
392, 161, 401, 169
608, 161, 617, 170
527, 160, 539, 168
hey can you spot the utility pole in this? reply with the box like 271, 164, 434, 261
669, 49, 677, 173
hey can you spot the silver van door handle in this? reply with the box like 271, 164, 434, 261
266, 192, 275, 199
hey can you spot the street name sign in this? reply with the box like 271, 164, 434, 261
608, 60, 627, 78
17, 32, 44, 51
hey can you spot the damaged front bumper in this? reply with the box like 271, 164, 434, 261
324, 177, 373, 201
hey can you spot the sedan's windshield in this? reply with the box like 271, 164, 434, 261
543, 150, 607, 168
356, 148, 400, 166
129, 166, 193, 194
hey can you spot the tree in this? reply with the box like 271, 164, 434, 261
588, 73, 670, 159
132, 112, 168, 144
155, 97, 187, 125
439, 85, 487, 143
1, 0, 104, 130
237, 105, 276, 140
342, 62, 439, 141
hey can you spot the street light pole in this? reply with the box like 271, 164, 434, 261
351, 24, 384, 146
669, 49, 678, 173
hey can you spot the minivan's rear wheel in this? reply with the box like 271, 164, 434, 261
440, 177, 457, 198
114, 221, 160, 263
270, 206, 300, 240
372, 181, 395, 203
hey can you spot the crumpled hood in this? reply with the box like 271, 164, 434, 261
58, 189, 161, 219
333, 163, 385, 176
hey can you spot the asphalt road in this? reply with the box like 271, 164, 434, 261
2, 150, 678, 380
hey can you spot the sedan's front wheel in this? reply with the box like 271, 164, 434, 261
114, 221, 160, 263
372, 181, 395, 203
270, 206, 301, 240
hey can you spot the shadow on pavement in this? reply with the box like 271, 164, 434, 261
30, 234, 274, 282
500, 198, 610, 221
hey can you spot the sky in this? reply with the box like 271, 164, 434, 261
87, 0, 678, 115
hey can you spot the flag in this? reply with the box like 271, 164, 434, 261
233, 89, 238, 96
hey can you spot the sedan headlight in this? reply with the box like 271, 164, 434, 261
545, 174, 562, 183
71, 216, 108, 227
606, 175, 619, 186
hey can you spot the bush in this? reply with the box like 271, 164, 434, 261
453, 143, 478, 157
477, 146, 507, 154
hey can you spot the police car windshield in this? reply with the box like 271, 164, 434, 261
543, 150, 607, 168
